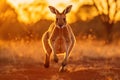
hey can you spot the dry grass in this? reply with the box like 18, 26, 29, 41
0, 39, 120, 80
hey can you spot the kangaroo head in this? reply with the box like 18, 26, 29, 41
49, 5, 72, 28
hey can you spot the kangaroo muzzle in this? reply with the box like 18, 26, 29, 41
57, 24, 66, 28
59, 24, 63, 27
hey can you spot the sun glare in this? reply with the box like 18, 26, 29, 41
7, 0, 34, 7
7, 0, 83, 24
47, 0, 68, 5
6, 0, 119, 24
47, 0, 72, 11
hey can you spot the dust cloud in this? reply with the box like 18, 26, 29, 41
0, 39, 120, 65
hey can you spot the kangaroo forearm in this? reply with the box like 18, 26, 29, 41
68, 41, 74, 53
49, 38, 55, 50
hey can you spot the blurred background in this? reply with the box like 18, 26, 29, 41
0, 0, 120, 43
0, 0, 120, 65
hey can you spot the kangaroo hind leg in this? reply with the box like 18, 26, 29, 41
42, 32, 52, 68
59, 40, 73, 72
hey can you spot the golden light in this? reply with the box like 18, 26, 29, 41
7, 0, 84, 24
6, 0, 120, 24
7, 0, 34, 7
47, 0, 69, 6
47, 0, 72, 12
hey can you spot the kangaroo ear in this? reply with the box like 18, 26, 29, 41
63, 5, 72, 14
49, 6, 59, 14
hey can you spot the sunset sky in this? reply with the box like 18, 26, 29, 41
5, 0, 120, 24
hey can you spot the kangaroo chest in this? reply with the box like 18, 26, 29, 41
54, 27, 70, 42
52, 27, 70, 53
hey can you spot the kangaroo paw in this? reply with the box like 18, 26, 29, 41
54, 57, 59, 63
44, 63, 49, 68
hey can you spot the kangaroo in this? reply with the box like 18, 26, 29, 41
42, 5, 76, 72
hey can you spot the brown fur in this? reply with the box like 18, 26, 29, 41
42, 5, 76, 72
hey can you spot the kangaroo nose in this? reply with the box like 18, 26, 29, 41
59, 25, 63, 27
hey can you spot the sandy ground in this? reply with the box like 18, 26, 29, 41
0, 40, 120, 80
0, 60, 120, 80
